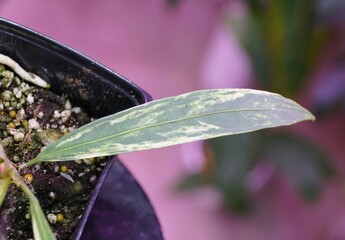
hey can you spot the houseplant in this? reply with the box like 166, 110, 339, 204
0, 18, 162, 240
0, 18, 315, 239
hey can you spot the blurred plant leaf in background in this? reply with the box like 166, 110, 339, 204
207, 133, 262, 213
263, 133, 334, 201
228, 0, 328, 97
176, 172, 211, 191
178, 131, 334, 211
311, 0, 345, 117
178, 133, 263, 213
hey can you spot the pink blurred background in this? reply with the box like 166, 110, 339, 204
1, 1, 345, 239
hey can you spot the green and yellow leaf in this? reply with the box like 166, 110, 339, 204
29, 198, 56, 240
27, 88, 315, 165
20, 183, 56, 240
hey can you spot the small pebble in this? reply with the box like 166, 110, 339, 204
89, 175, 97, 183
8, 110, 16, 118
23, 173, 33, 183
47, 213, 57, 224
26, 93, 34, 104
56, 213, 64, 223
49, 192, 56, 199
60, 165, 68, 173
13, 132, 24, 142
28, 119, 40, 129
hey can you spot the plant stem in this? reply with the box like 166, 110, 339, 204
19, 177, 38, 202
0, 144, 56, 240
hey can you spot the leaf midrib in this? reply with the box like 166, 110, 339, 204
38, 107, 281, 159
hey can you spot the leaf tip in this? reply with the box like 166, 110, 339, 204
304, 110, 316, 122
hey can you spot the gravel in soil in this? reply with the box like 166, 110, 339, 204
0, 64, 107, 239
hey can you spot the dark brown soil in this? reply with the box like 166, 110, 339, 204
0, 67, 107, 239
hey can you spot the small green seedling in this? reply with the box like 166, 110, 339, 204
0, 54, 315, 240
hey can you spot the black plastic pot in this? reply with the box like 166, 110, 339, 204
0, 18, 163, 240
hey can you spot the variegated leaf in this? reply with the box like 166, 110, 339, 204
30, 196, 56, 240
27, 89, 314, 166
20, 182, 56, 240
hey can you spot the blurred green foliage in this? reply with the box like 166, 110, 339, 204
263, 133, 333, 200
233, 0, 328, 97
177, 132, 333, 213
